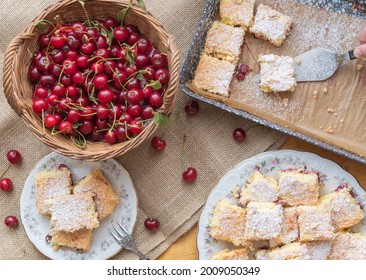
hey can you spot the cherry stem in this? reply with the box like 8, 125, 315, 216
78, 0, 92, 28
11, 228, 26, 255
0, 164, 11, 178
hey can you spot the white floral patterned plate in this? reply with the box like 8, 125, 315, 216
197, 150, 366, 260
20, 152, 138, 260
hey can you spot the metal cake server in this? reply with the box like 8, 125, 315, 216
294, 47, 356, 82
255, 47, 357, 83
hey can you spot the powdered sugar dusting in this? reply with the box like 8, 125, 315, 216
245, 202, 283, 240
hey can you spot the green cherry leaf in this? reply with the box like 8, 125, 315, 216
153, 113, 169, 126
149, 80, 162, 90
136, 0, 147, 10
117, 5, 130, 23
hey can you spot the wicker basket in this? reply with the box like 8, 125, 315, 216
2, 0, 180, 161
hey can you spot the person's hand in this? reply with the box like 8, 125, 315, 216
354, 25, 366, 58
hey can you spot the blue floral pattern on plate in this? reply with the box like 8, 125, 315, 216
20, 153, 138, 260
197, 150, 366, 260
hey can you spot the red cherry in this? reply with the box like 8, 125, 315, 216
0, 178, 13, 192
154, 68, 170, 85
38, 34, 50, 48
150, 52, 168, 69
144, 218, 160, 231
93, 74, 109, 89
80, 41, 95, 55
142, 65, 155, 80
76, 55, 90, 69
39, 74, 56, 88
183, 167, 197, 182
126, 89, 143, 104
62, 59, 77, 75
129, 120, 143, 135
59, 121, 73, 134
127, 104, 142, 118
233, 128, 246, 142
114, 26, 130, 42
142, 105, 154, 119
127, 32, 140, 45
50, 35, 66, 48
185, 100, 199, 116
120, 113, 133, 124
51, 84, 66, 97
126, 78, 141, 90
116, 125, 129, 142
66, 85, 78, 97
34, 86, 48, 99
98, 88, 115, 104
96, 35, 108, 49
6, 150, 22, 164
44, 114, 59, 128
67, 109, 82, 123
48, 64, 62, 78
72, 22, 87, 38
66, 34, 81, 49
96, 104, 110, 119
94, 48, 109, 60
151, 136, 166, 151
103, 60, 117, 77
50, 49, 66, 64
78, 120, 94, 135
136, 39, 151, 54
135, 54, 149, 68
28, 66, 41, 82
4, 216, 19, 228
125, 65, 138, 77
65, 49, 79, 60
109, 45, 121, 58
102, 16, 118, 30
91, 62, 104, 74
149, 92, 163, 108
32, 99, 49, 115
104, 130, 118, 144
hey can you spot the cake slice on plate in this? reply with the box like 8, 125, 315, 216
277, 169, 319, 206
244, 202, 283, 240
47, 192, 99, 233
50, 229, 93, 252
73, 169, 119, 221
320, 185, 365, 231
329, 232, 366, 260
269, 207, 299, 248
240, 170, 279, 205
209, 200, 248, 246
35, 165, 72, 215
297, 205, 335, 242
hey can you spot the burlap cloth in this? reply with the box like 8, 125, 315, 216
0, 0, 286, 259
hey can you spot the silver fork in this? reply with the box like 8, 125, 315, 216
109, 220, 149, 260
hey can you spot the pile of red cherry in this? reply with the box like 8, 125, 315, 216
28, 16, 169, 145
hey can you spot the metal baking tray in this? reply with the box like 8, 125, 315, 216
180, 0, 366, 165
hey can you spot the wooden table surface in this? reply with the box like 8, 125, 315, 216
157, 136, 366, 260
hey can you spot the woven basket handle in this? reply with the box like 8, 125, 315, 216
3, 33, 35, 116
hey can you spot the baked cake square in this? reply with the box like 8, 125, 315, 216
270, 207, 299, 248
277, 169, 319, 206
204, 21, 245, 64
193, 53, 236, 97
240, 170, 279, 205
255, 243, 310, 260
47, 192, 99, 233
244, 202, 283, 240
320, 185, 365, 231
209, 200, 248, 246
220, 0, 256, 30
51, 229, 93, 251
210, 248, 249, 260
35, 166, 72, 215
297, 205, 335, 242
73, 169, 119, 221
305, 241, 332, 260
249, 4, 292, 46
258, 54, 297, 93
329, 232, 366, 260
